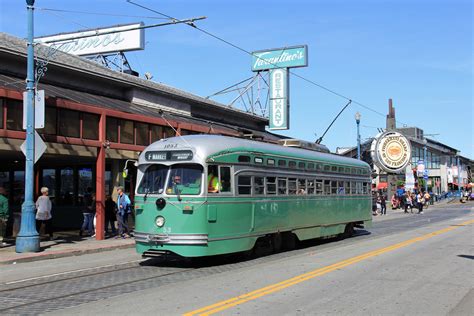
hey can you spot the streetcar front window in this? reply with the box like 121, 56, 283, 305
166, 164, 203, 195
137, 164, 168, 194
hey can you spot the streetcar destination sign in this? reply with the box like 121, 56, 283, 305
145, 150, 193, 161
251, 45, 308, 72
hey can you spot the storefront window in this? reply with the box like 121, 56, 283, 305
135, 122, 149, 146
6, 99, 23, 131
151, 125, 163, 142
0, 99, 4, 129
13, 171, 25, 206
163, 126, 175, 138
43, 107, 57, 135
120, 120, 134, 144
42, 169, 56, 198
82, 113, 99, 140
0, 171, 10, 194
105, 171, 112, 195
78, 168, 93, 202
60, 168, 74, 205
58, 109, 80, 137
106, 117, 118, 142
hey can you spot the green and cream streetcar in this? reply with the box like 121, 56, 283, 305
133, 135, 372, 258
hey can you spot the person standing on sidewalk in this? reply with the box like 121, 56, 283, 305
0, 187, 8, 247
116, 187, 131, 238
35, 187, 53, 240
80, 187, 95, 237
380, 194, 387, 215
105, 194, 117, 236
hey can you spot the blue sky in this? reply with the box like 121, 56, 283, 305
1, 0, 472, 158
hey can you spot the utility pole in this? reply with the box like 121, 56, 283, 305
457, 155, 461, 196
16, 0, 40, 253
355, 112, 361, 160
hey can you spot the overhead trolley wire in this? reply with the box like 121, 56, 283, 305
125, 0, 408, 127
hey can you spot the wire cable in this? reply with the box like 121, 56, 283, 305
125, 0, 409, 127
37, 8, 171, 20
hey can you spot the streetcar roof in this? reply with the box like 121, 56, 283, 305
139, 135, 370, 169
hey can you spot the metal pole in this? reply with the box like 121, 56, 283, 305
457, 155, 461, 196
16, 0, 40, 253
423, 144, 428, 193
357, 120, 361, 160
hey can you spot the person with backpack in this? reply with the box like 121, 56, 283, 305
116, 186, 131, 238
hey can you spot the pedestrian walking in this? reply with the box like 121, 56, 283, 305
116, 186, 131, 238
380, 194, 387, 215
417, 191, 425, 214
105, 194, 117, 236
423, 191, 431, 209
0, 187, 8, 247
35, 187, 53, 239
376, 194, 382, 215
80, 187, 95, 237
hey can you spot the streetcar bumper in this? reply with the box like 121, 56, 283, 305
134, 232, 208, 245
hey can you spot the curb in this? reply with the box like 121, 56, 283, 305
0, 242, 135, 265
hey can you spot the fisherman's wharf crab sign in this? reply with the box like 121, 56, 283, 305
371, 131, 411, 173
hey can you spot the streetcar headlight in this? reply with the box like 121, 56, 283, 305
155, 216, 165, 227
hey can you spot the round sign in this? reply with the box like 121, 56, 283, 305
371, 131, 411, 173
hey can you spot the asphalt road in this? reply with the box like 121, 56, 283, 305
0, 203, 472, 315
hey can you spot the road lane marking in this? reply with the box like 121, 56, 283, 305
184, 218, 474, 316
4, 259, 144, 285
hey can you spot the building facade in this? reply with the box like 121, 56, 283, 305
338, 100, 473, 195
0, 33, 281, 239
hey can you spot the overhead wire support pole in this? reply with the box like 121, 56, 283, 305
316, 100, 352, 144
16, 0, 40, 253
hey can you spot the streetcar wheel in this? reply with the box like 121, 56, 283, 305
272, 233, 282, 253
281, 232, 297, 250
343, 223, 355, 238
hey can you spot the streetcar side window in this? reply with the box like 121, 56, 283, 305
267, 159, 275, 166
324, 180, 331, 194
278, 160, 286, 167
277, 177, 287, 195
289, 161, 297, 168
344, 181, 350, 195
220, 166, 232, 193
350, 181, 357, 195
337, 181, 345, 195
308, 163, 315, 170
307, 179, 315, 195
356, 182, 363, 194
331, 166, 337, 172
315, 180, 323, 195
331, 181, 338, 195
324, 165, 330, 172
297, 179, 306, 195
315, 164, 322, 171
363, 182, 369, 194
254, 176, 265, 195
266, 177, 276, 195
237, 176, 252, 195
288, 178, 297, 195
208, 165, 219, 193
298, 162, 305, 169
238, 155, 251, 163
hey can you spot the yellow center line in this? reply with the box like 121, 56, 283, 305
184, 218, 474, 316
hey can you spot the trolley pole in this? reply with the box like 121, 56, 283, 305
16, 0, 40, 253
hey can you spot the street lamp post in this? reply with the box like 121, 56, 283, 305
16, 0, 40, 253
355, 112, 361, 160
457, 155, 461, 196
423, 139, 428, 193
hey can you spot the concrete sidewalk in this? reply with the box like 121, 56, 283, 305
0, 231, 135, 265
